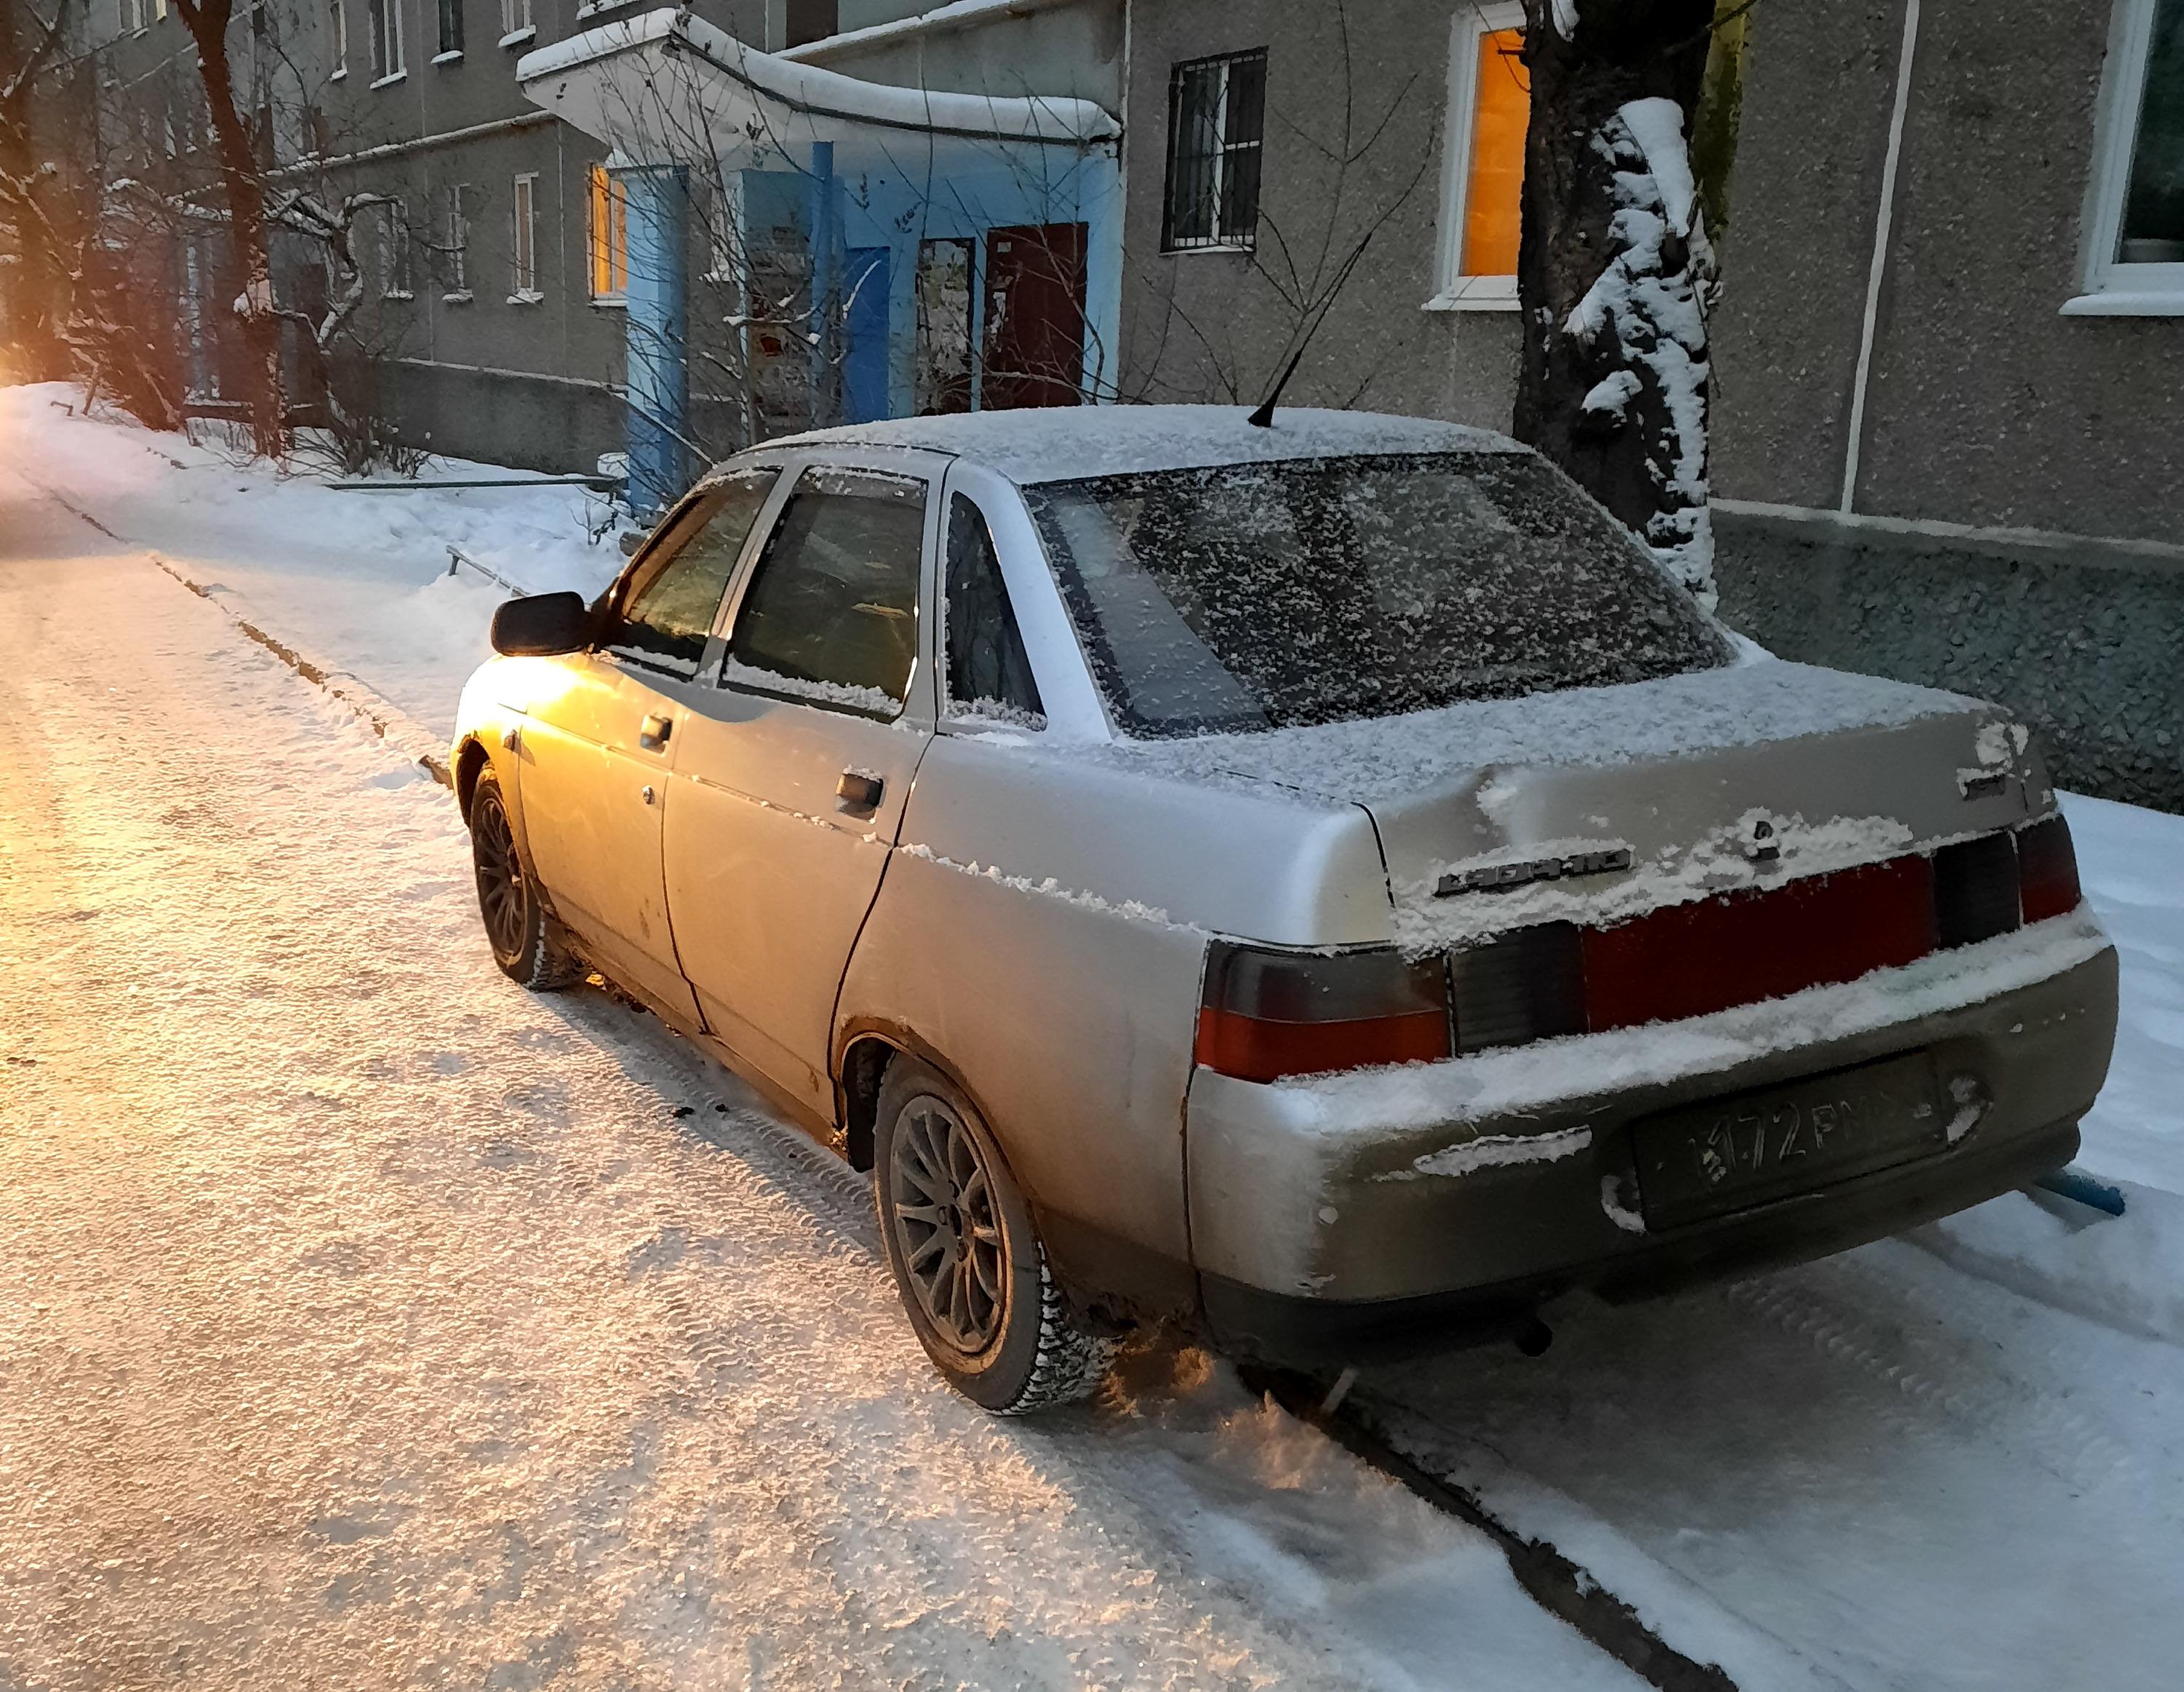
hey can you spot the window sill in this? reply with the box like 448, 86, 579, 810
1162, 241, 1255, 257
508, 289, 544, 305
382, 290, 415, 302
498, 26, 535, 47
2059, 290, 2184, 317
329, 66, 347, 79
575, 0, 635, 15
591, 294, 627, 310
443, 289, 474, 304
1422, 282, 1518, 313
432, 48, 463, 65
369, 69, 408, 89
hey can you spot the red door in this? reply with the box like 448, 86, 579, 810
981, 222, 1088, 410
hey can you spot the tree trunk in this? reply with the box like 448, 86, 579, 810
176, 0, 287, 458
0, 0, 79, 379
1513, 0, 1719, 603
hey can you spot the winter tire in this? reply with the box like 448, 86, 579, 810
875, 1058, 1114, 1414
469, 771, 583, 991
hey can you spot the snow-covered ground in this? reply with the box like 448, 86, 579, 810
6, 386, 2183, 1690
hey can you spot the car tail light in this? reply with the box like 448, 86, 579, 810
1450, 923, 1586, 1051
1195, 943, 1451, 1082
1933, 831, 2023, 949
1583, 855, 1933, 1031
2016, 816, 2082, 923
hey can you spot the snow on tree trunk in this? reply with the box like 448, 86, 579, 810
1513, 0, 1720, 607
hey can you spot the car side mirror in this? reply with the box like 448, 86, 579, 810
490, 591, 593, 657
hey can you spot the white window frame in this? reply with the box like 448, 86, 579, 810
122, 0, 146, 36
329, 0, 348, 77
1160, 49, 1267, 253
498, 0, 533, 47
444, 183, 471, 299
380, 200, 414, 299
367, 0, 404, 85
1427, 1, 1526, 312
510, 172, 541, 302
2070, 0, 2184, 314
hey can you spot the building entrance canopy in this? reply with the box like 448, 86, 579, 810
516, 8, 1120, 175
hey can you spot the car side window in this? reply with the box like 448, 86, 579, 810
943, 493, 1045, 727
606, 471, 778, 675
723, 466, 926, 715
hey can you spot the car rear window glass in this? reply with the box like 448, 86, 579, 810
943, 493, 1044, 728
1021, 452, 1732, 738
723, 466, 925, 715
608, 471, 777, 674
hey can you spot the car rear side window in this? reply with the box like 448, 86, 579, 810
723, 466, 926, 716
943, 493, 1044, 728
608, 471, 777, 675
1021, 452, 1732, 737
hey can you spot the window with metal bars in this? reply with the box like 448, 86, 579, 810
1161, 49, 1266, 251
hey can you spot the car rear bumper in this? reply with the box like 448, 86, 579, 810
1184, 915, 2118, 1365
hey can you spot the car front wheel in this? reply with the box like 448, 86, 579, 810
469, 771, 581, 991
874, 1058, 1113, 1414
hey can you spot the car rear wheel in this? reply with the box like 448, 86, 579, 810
469, 772, 582, 991
874, 1058, 1113, 1414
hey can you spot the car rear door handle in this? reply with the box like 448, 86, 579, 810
836, 770, 884, 810
638, 713, 672, 751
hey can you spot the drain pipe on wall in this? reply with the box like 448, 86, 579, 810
1839, 0, 1924, 515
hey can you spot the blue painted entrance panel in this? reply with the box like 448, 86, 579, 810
842, 247, 891, 426
622, 165, 691, 519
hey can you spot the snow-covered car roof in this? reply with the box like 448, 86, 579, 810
754, 406, 1526, 486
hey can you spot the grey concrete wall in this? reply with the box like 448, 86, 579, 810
798, 0, 1124, 109
383, 357, 624, 469
1116, 0, 1517, 425
1716, 512, 2184, 812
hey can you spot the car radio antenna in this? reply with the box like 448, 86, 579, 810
1246, 223, 1383, 428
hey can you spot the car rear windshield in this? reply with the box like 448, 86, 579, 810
1021, 451, 1732, 738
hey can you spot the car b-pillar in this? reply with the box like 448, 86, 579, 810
621, 164, 691, 520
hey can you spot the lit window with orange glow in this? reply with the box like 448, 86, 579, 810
1429, 4, 1529, 310
589, 164, 629, 302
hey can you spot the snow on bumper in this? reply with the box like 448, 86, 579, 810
1185, 910, 2118, 1304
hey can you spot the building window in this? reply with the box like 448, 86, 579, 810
589, 163, 629, 301
1161, 49, 1266, 251
1429, 2, 1527, 310
784, 0, 836, 48
2075, 0, 2184, 310
437, 0, 463, 56
327, 0, 347, 75
380, 200, 413, 297
499, 0, 531, 43
444, 184, 470, 297
511, 173, 540, 299
367, 0, 402, 80
122, 0, 146, 34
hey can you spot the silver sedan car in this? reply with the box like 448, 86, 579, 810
453, 407, 2118, 1413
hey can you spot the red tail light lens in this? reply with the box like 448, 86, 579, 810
1196, 943, 1452, 1082
2016, 816, 2082, 923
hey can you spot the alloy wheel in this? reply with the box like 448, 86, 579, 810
889, 1096, 1007, 1354
472, 795, 528, 960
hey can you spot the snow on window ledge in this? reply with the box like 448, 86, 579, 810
508, 289, 544, 306
382, 289, 415, 302
329, 66, 348, 80
369, 69, 408, 90
2059, 289, 2184, 317
498, 25, 535, 48
432, 49, 463, 65
442, 290, 474, 305
575, 0, 635, 16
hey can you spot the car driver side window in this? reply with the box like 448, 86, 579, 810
723, 466, 926, 716
605, 471, 779, 675
943, 493, 1044, 728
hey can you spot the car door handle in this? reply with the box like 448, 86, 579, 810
836, 769, 884, 810
638, 713, 672, 751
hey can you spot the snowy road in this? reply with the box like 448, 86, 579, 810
0, 480, 1639, 1688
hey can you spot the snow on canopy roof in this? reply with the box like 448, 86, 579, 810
756, 407, 1527, 485
517, 9, 1119, 169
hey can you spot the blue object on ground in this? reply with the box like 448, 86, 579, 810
2032, 1165, 2127, 1216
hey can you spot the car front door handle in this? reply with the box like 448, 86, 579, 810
836, 770, 884, 810
638, 713, 672, 751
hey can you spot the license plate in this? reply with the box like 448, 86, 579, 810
1631, 1051, 1947, 1230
